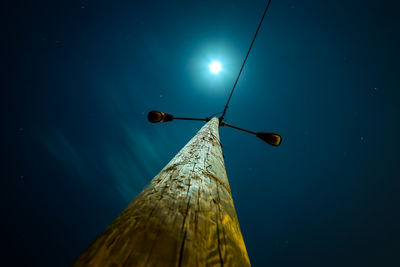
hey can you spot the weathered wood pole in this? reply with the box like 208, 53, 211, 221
73, 117, 250, 266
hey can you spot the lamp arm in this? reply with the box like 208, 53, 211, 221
220, 122, 256, 135
173, 117, 209, 122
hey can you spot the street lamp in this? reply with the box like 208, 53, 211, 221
147, 111, 282, 147
147, 110, 174, 123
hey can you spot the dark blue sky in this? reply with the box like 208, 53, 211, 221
4, 0, 400, 266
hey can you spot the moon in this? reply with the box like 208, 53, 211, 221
209, 61, 222, 74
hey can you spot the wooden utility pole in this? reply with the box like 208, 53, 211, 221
73, 117, 250, 266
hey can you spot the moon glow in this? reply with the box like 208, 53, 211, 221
209, 61, 222, 74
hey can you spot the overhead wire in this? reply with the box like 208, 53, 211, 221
220, 0, 272, 121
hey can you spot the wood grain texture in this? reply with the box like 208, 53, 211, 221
73, 118, 250, 267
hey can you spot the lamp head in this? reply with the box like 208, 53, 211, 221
256, 132, 282, 146
147, 111, 174, 123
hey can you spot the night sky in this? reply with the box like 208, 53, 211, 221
4, 0, 400, 266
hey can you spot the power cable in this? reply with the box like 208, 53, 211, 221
220, 0, 272, 121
